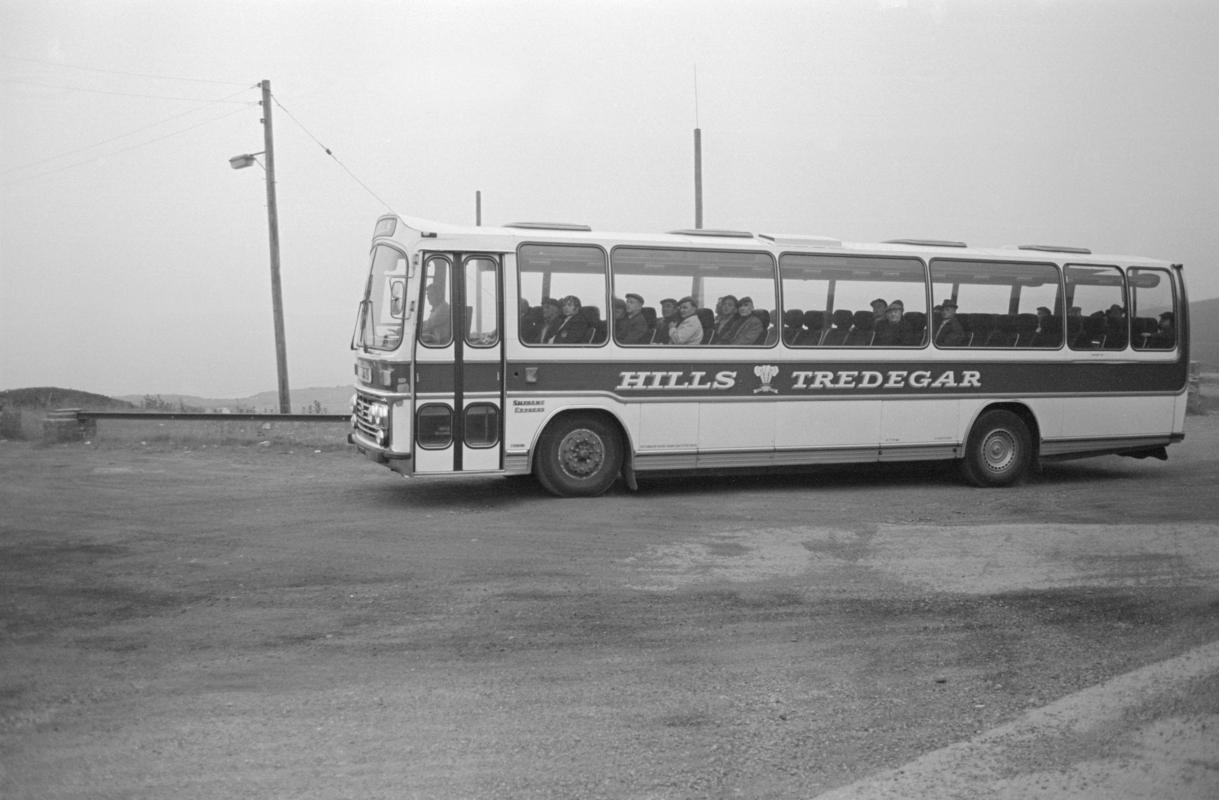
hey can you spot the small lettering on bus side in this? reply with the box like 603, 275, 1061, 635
513, 399, 546, 414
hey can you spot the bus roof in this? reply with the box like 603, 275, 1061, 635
383, 214, 1177, 268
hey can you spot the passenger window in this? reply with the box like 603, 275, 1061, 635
1066, 265, 1127, 350
780, 254, 927, 347
517, 244, 608, 346
1129, 268, 1176, 350
611, 247, 778, 346
930, 259, 1063, 349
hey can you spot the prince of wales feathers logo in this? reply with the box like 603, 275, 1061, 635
753, 364, 780, 394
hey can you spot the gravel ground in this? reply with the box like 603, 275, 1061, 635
1, 415, 1217, 798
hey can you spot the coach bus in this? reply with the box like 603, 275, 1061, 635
348, 214, 1188, 496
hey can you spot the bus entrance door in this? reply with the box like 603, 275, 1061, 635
412, 253, 504, 475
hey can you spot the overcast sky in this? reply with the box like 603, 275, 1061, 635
3, 0, 1217, 399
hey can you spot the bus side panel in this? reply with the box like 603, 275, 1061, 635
880, 397, 958, 449
777, 398, 881, 450
1058, 394, 1178, 444
699, 400, 771, 451
639, 401, 699, 455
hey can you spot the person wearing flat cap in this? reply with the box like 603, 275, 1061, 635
874, 299, 915, 346
616, 292, 650, 345
651, 297, 679, 344
934, 297, 966, 346
728, 296, 764, 345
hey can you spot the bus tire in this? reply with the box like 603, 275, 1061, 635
960, 410, 1032, 487
534, 414, 622, 497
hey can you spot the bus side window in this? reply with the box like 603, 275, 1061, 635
517, 244, 608, 346
932, 259, 1062, 350
1066, 264, 1126, 350
1129, 267, 1176, 349
781, 253, 926, 348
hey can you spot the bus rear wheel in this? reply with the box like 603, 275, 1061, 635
534, 415, 623, 497
960, 410, 1032, 487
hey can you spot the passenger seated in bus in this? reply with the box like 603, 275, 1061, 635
728, 297, 764, 345
520, 299, 544, 343
711, 295, 742, 343
871, 298, 888, 325
668, 297, 703, 345
615, 293, 650, 344
1104, 303, 1128, 349
873, 300, 916, 346
535, 297, 562, 343
933, 298, 966, 346
1146, 311, 1175, 348
419, 282, 452, 344
651, 298, 679, 344
1029, 306, 1060, 347
549, 295, 590, 344
611, 297, 626, 327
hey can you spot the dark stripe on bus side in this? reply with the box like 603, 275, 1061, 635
474, 359, 1189, 398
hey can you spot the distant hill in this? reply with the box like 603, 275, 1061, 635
0, 387, 136, 411
1190, 297, 1219, 371
115, 386, 353, 415
0, 386, 352, 414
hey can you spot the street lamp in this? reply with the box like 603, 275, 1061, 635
229, 79, 290, 414
228, 152, 261, 170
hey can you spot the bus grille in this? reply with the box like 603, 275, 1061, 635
352, 393, 386, 440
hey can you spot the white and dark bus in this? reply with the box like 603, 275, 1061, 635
349, 215, 1188, 496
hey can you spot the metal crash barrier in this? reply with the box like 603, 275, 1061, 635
40, 409, 350, 443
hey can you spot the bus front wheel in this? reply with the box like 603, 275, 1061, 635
960, 410, 1032, 487
534, 415, 623, 497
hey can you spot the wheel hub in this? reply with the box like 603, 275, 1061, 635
558, 429, 604, 479
983, 431, 1017, 472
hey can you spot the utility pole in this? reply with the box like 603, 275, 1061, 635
260, 79, 291, 413
694, 127, 703, 229
693, 65, 703, 229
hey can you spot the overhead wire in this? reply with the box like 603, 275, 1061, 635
1, 104, 255, 187
270, 94, 397, 214
2, 76, 254, 103
4, 71, 398, 212
0, 54, 248, 86
2, 86, 257, 177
